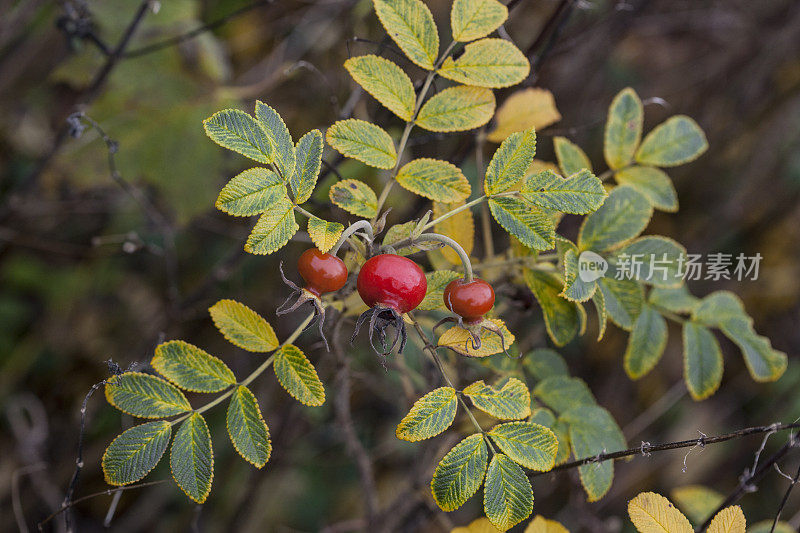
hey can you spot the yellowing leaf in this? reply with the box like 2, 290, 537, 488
203, 109, 272, 164
451, 518, 502, 533
396, 158, 471, 202
431, 433, 488, 511
373, 0, 439, 70
434, 200, 475, 264
416, 85, 496, 132
244, 197, 298, 255
451, 0, 508, 42
489, 196, 554, 251
522, 169, 606, 215
226, 385, 271, 468
329, 179, 379, 218
326, 119, 397, 169
152, 340, 236, 393
170, 413, 214, 503
488, 88, 561, 143
524, 270, 582, 346
604, 87, 643, 170
484, 454, 534, 531
628, 492, 693, 533
102, 421, 171, 486
437, 318, 515, 357
624, 304, 668, 379
105, 372, 191, 419
485, 128, 537, 194
487, 421, 558, 470
439, 38, 530, 88
614, 165, 678, 212
215, 167, 287, 216
344, 55, 415, 121
463, 378, 531, 420
273, 344, 326, 406
577, 185, 652, 251
209, 299, 279, 352
254, 101, 296, 180
635, 115, 708, 167
524, 515, 570, 533
307, 216, 344, 253
670, 485, 724, 525
553, 136, 592, 176
291, 129, 324, 204
396, 387, 458, 441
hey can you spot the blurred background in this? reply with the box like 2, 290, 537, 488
1, 0, 799, 531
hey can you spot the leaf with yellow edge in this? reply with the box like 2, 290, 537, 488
307, 216, 344, 254
488, 421, 558, 471
396, 158, 471, 202
417, 85, 496, 132
553, 137, 592, 176
226, 385, 271, 468
463, 378, 531, 420
627, 492, 692, 533
373, 0, 439, 70
396, 387, 458, 441
326, 119, 397, 169
170, 412, 214, 503
431, 433, 488, 512
437, 318, 515, 357
451, 0, 508, 42
635, 115, 708, 167
344, 55, 415, 121
451, 518, 502, 533
209, 299, 279, 352
485, 127, 537, 195
484, 453, 534, 531
439, 38, 530, 88
434, 200, 475, 265
245, 197, 298, 255
488, 88, 561, 143
707, 507, 746, 533
273, 344, 325, 406
524, 515, 570, 533
329, 179, 379, 218
604, 87, 643, 170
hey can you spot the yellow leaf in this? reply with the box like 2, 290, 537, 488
434, 200, 474, 264
451, 517, 502, 533
628, 492, 693, 533
437, 318, 515, 357
307, 216, 344, 254
488, 88, 561, 143
707, 506, 746, 533
524, 515, 570, 533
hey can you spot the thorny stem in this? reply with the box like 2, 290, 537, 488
331, 219, 374, 255
417, 233, 473, 281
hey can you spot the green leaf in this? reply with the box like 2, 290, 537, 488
485, 127, 537, 195
691, 291, 748, 328
329, 179, 379, 218
382, 220, 417, 256
373, 0, 439, 70
553, 137, 593, 176
670, 485, 724, 526
418, 270, 461, 311
171, 412, 213, 503
614, 166, 678, 212
561, 248, 597, 303
609, 236, 686, 287
523, 348, 568, 381
291, 130, 324, 204
635, 115, 708, 167
604, 87, 643, 170
254, 101, 296, 179
524, 270, 582, 346
102, 421, 171, 485
152, 340, 236, 393
463, 377, 531, 420
344, 55, 415, 121
416, 85, 496, 132
396, 158, 471, 202
648, 285, 699, 314
551, 420, 572, 466
273, 344, 326, 406
522, 169, 606, 215
307, 216, 344, 254
451, 0, 508, 42
597, 277, 644, 331
624, 304, 668, 379
209, 299, 279, 353
489, 196, 554, 251
578, 185, 652, 251
483, 454, 534, 531
105, 372, 191, 418
593, 287, 608, 340
488, 422, 558, 471
215, 167, 287, 216
326, 119, 397, 169
719, 318, 787, 383
439, 38, 529, 88
226, 385, 271, 468
431, 434, 488, 511
561, 405, 626, 502
533, 376, 595, 414
244, 197, 298, 255
202, 109, 272, 164
396, 386, 458, 441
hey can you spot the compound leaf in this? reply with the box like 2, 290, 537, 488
489, 196, 554, 251
105, 372, 191, 418
624, 304, 668, 379
483, 453, 534, 531
614, 166, 678, 212
431, 434, 488, 511
451, 0, 508, 42
102, 420, 171, 485
635, 115, 708, 167
254, 101, 296, 179
344, 55, 415, 121
373, 0, 439, 70
488, 88, 561, 143
171, 412, 213, 503
329, 179, 379, 218
215, 167, 286, 216
273, 344, 325, 406
418, 270, 461, 311
488, 422, 558, 471
307, 216, 344, 254
326, 119, 397, 169
226, 385, 271, 468
244, 197, 298, 255
522, 169, 606, 214
291, 129, 324, 204
485, 127, 537, 195
578, 185, 652, 251
553, 136, 592, 176
604, 87, 643, 170
396, 386, 458, 441
203, 109, 272, 164
396, 158, 471, 202
416, 85, 496, 132
152, 340, 236, 393
628, 492, 693, 533
439, 38, 529, 88
463, 377, 531, 420
209, 299, 279, 353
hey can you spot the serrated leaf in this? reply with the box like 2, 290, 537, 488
344, 55, 415, 121
597, 277, 644, 331
437, 319, 515, 358
648, 285, 699, 314
273, 344, 325, 406
670, 485, 724, 526
719, 318, 787, 383
203, 109, 272, 164
553, 137, 592, 176
434, 200, 475, 264
608, 236, 686, 287
329, 179, 379, 218
326, 119, 397, 169
105, 372, 191, 418
614, 166, 678, 212
291, 129, 324, 203
308, 216, 344, 254
373, 0, 439, 70
524, 270, 582, 346
522, 169, 606, 215
624, 304, 668, 379
102, 421, 171, 485
533, 376, 595, 414
171, 412, 213, 503
418, 270, 461, 311
215, 167, 287, 216
439, 38, 529, 88
488, 88, 561, 143
488, 422, 557, 471
683, 322, 724, 400
382, 220, 417, 256
707, 506, 746, 533
578, 185, 652, 251
464, 378, 531, 420
635, 115, 708, 167
416, 85, 496, 132
226, 385, 271, 468
244, 197, 298, 255
209, 299, 279, 352
254, 101, 295, 179
431, 434, 488, 511
627, 492, 693, 533
562, 405, 626, 502
396, 386, 458, 441
489, 196, 554, 250
485, 128, 537, 195
152, 340, 236, 393
593, 287, 608, 340
396, 158, 471, 201
524, 515, 570, 533
604, 87, 643, 170
551, 419, 572, 466
523, 348, 568, 380
451, 0, 508, 42
561, 248, 597, 302
484, 454, 534, 531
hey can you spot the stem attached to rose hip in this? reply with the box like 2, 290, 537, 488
416, 233, 473, 282
331, 219, 374, 256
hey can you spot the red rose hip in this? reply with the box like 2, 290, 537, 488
443, 278, 495, 323
357, 254, 427, 313
297, 248, 348, 296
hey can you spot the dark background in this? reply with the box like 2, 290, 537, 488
1, 0, 799, 531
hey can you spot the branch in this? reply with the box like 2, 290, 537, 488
769, 459, 800, 532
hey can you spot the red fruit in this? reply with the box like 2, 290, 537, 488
444, 278, 495, 323
357, 254, 427, 313
297, 248, 348, 296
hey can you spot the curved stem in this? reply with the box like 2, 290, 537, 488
417, 233, 473, 282
331, 219, 374, 255
421, 195, 488, 231
293, 204, 315, 220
